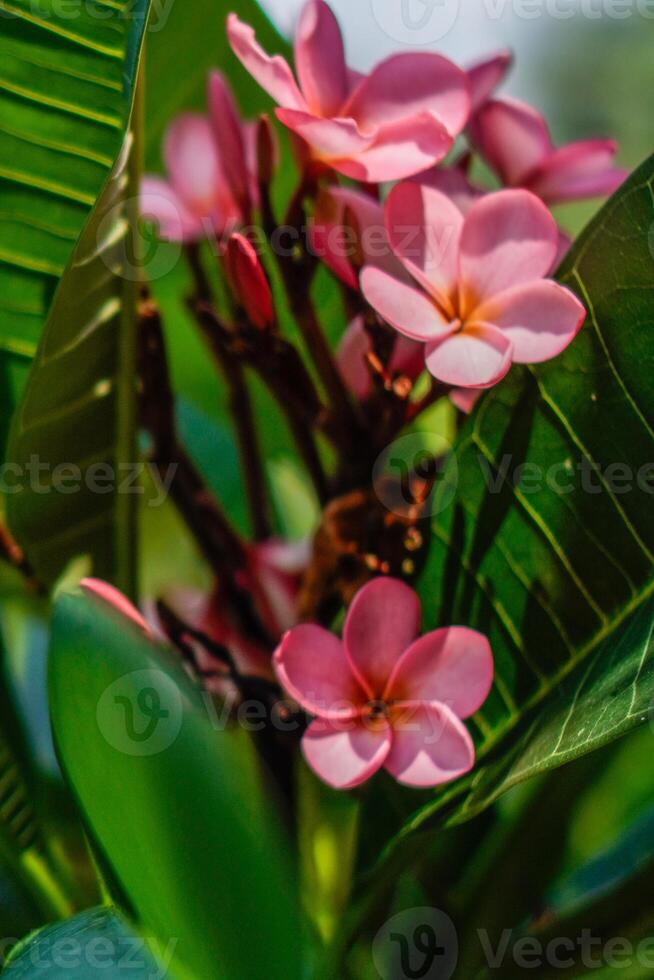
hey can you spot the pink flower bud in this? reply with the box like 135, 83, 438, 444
226, 233, 274, 330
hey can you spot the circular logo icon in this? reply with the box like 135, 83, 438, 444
96, 192, 183, 284
373, 431, 458, 519
373, 907, 458, 980
370, 0, 460, 45
96, 669, 183, 757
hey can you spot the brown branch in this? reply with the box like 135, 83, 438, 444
184, 248, 272, 541
184, 242, 212, 304
0, 522, 43, 593
259, 168, 364, 457
192, 302, 330, 504
138, 294, 272, 648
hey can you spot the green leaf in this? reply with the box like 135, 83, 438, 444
2, 906, 172, 977
406, 154, 654, 835
0, 0, 150, 448
49, 589, 303, 980
0, 575, 80, 924
548, 803, 654, 921
4, 2, 152, 590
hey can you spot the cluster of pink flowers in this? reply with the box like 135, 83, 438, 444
143, 0, 625, 402
131, 0, 628, 791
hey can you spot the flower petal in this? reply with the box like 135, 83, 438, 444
207, 70, 250, 213
424, 324, 512, 388
273, 624, 365, 718
385, 627, 494, 719
360, 267, 455, 343
450, 387, 482, 414
344, 52, 470, 138
227, 13, 306, 111
555, 229, 572, 269
386, 181, 463, 304
385, 702, 474, 787
81, 579, 152, 636
343, 577, 421, 698
472, 279, 585, 364
332, 112, 453, 182
337, 316, 374, 398
414, 166, 484, 216
528, 141, 628, 204
294, 0, 348, 116
302, 717, 391, 789
275, 108, 371, 160
467, 50, 512, 112
469, 97, 551, 186
459, 189, 558, 309
164, 114, 228, 220
140, 177, 203, 242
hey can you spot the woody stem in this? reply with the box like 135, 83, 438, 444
185, 246, 272, 541
260, 167, 364, 457
138, 292, 273, 648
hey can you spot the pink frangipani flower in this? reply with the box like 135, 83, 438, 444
361, 183, 586, 389
141, 72, 260, 242
470, 97, 628, 205
227, 0, 470, 182
274, 577, 493, 790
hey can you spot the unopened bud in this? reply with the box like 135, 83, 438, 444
226, 233, 275, 330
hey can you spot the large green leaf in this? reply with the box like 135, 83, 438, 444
2, 906, 171, 977
402, 153, 654, 836
0, 0, 149, 445
4, 1, 151, 590
49, 589, 303, 980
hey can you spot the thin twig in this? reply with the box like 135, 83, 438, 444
193, 302, 330, 504
0, 522, 43, 593
184, 242, 212, 303
185, 249, 272, 540
260, 168, 363, 456
138, 293, 273, 648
